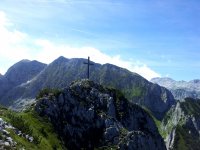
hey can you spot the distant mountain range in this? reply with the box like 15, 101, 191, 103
1, 56, 200, 149
151, 77, 200, 100
0, 56, 175, 119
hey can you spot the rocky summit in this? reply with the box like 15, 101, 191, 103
35, 79, 166, 150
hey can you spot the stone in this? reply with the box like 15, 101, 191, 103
2, 130, 9, 135
29, 137, 34, 142
104, 126, 119, 141
35, 80, 166, 149
4, 142, 10, 146
107, 97, 116, 118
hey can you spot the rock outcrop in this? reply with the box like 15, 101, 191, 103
35, 79, 166, 150
161, 98, 200, 150
0, 118, 17, 149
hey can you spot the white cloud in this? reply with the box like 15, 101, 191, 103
34, 39, 161, 80
0, 11, 30, 61
0, 11, 160, 80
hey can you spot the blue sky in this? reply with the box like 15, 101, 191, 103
0, 0, 200, 81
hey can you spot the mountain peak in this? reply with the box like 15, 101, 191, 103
54, 56, 68, 62
19, 59, 31, 63
5, 60, 47, 86
35, 79, 166, 149
70, 79, 95, 89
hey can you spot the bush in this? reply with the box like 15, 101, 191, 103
7, 112, 33, 135
39, 127, 48, 138
36, 88, 62, 99
33, 134, 42, 144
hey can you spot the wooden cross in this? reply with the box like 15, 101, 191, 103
84, 56, 94, 79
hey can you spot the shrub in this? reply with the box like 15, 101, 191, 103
36, 88, 62, 99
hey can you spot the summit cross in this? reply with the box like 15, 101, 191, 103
84, 56, 94, 79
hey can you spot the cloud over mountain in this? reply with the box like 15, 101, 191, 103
0, 10, 160, 80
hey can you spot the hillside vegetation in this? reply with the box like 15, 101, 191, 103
0, 105, 64, 149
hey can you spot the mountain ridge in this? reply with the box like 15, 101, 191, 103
0, 56, 175, 120
151, 77, 200, 100
2, 57, 200, 149
160, 98, 200, 150
4, 59, 47, 86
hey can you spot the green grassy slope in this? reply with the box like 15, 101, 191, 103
0, 105, 64, 150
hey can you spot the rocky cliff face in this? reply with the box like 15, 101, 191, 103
160, 98, 200, 150
35, 79, 166, 150
3, 57, 175, 120
151, 77, 200, 100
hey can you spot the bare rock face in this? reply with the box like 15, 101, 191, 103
119, 131, 164, 150
35, 79, 166, 150
161, 98, 200, 150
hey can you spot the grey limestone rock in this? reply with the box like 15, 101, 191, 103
119, 131, 165, 150
35, 79, 166, 150
161, 98, 200, 150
